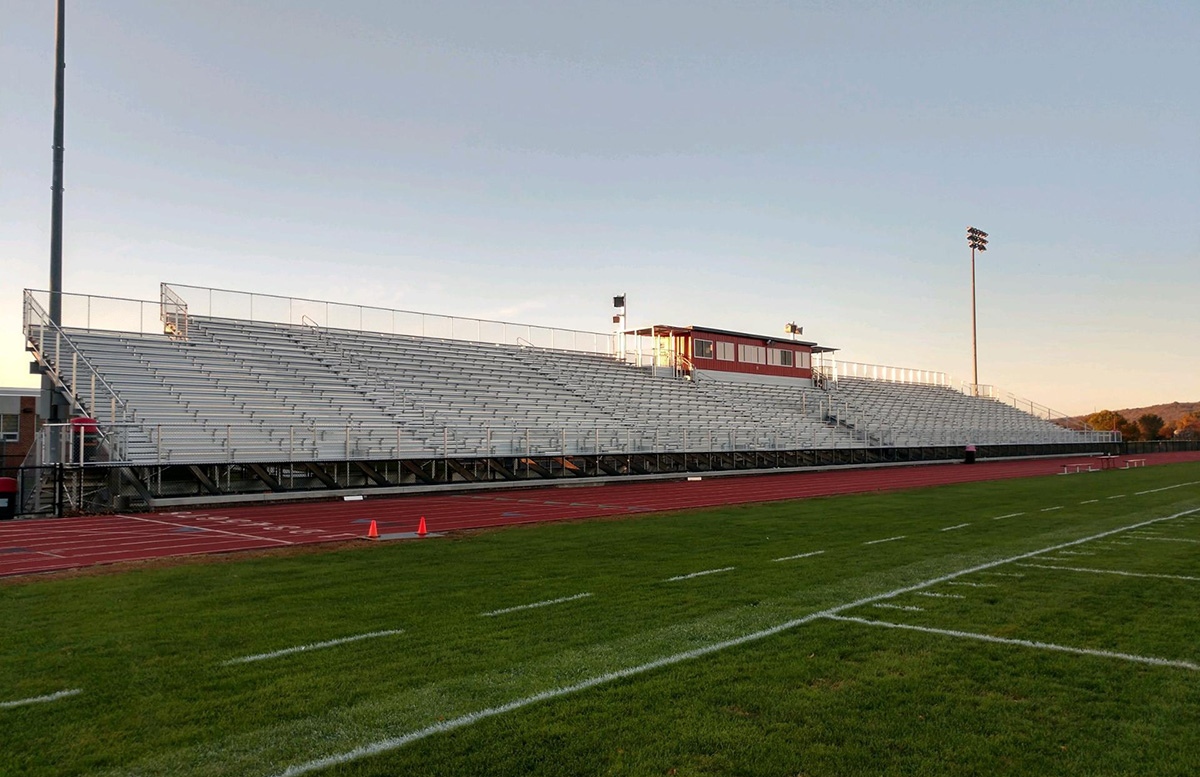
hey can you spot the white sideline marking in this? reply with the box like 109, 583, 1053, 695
823, 615, 1200, 672
0, 688, 82, 709
773, 550, 826, 562
269, 505, 1200, 777
1136, 481, 1200, 495
1108, 495, 1127, 500
992, 512, 1025, 520
224, 630, 405, 665
1137, 537, 1200, 545
940, 523, 970, 532
864, 535, 906, 545
946, 581, 996, 588
915, 592, 964, 599
666, 567, 735, 582
1017, 563, 1200, 583
873, 603, 924, 612
1080, 499, 1100, 504
1041, 506, 1063, 512
481, 593, 592, 617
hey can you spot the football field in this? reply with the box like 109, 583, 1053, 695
3, 463, 1198, 776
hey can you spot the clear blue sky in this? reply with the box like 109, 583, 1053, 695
2, 1, 1197, 415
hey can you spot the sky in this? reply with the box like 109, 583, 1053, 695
2, 1, 1197, 416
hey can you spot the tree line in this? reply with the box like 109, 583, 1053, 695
1085, 410, 1200, 441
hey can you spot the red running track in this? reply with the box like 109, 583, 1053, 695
3, 452, 1198, 578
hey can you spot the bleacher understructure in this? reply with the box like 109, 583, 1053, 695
20, 285, 1117, 513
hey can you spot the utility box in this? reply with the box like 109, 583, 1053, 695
0, 477, 17, 520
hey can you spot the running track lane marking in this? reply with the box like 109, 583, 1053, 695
481, 593, 593, 617
267, 506, 1200, 777
224, 630, 405, 665
993, 512, 1025, 520
121, 515, 295, 546
1015, 563, 1200, 583
0, 688, 82, 710
666, 567, 735, 582
864, 535, 906, 545
940, 523, 970, 532
822, 615, 1200, 671
773, 550, 825, 562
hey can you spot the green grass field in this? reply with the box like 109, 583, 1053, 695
3, 464, 1199, 776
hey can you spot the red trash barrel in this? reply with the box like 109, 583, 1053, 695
0, 477, 17, 521
71, 417, 99, 434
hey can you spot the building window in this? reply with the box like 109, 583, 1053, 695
0, 414, 17, 442
799, 351, 812, 369
769, 348, 794, 367
716, 341, 735, 361
694, 339, 714, 359
738, 344, 766, 365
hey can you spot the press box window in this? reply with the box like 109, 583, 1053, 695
738, 344, 766, 364
768, 348, 794, 367
716, 342, 735, 361
694, 339, 714, 359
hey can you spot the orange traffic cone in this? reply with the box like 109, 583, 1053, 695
417, 516, 428, 537
367, 519, 379, 540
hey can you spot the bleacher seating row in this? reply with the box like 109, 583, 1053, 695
51, 315, 1084, 464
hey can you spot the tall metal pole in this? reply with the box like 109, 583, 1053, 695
966, 227, 988, 398
44, 0, 68, 456
971, 244, 977, 393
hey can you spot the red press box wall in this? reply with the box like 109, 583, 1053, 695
683, 332, 814, 380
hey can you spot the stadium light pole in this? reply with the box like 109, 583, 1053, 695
43, 0, 68, 457
966, 227, 989, 396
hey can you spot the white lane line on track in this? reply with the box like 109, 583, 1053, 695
940, 523, 970, 532
773, 550, 826, 562
665, 567, 736, 582
1016, 563, 1200, 582
864, 535, 906, 545
119, 515, 294, 546
269, 505, 1200, 777
480, 593, 592, 617
0, 688, 82, 709
992, 512, 1025, 520
224, 630, 405, 665
823, 615, 1200, 671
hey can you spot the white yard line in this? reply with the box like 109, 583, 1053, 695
1135, 537, 1200, 544
665, 567, 736, 582
121, 514, 293, 546
823, 615, 1200, 671
992, 512, 1025, 520
1136, 481, 1200, 495
915, 592, 965, 599
1054, 550, 1095, 556
1080, 499, 1100, 505
772, 550, 826, 562
1107, 495, 1127, 500
1015, 563, 1200, 583
864, 535, 906, 545
946, 581, 996, 588
979, 572, 1024, 578
0, 688, 81, 710
224, 630, 405, 665
1040, 506, 1063, 512
270, 505, 1200, 777
481, 593, 593, 617
940, 523, 970, 532
873, 603, 924, 612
